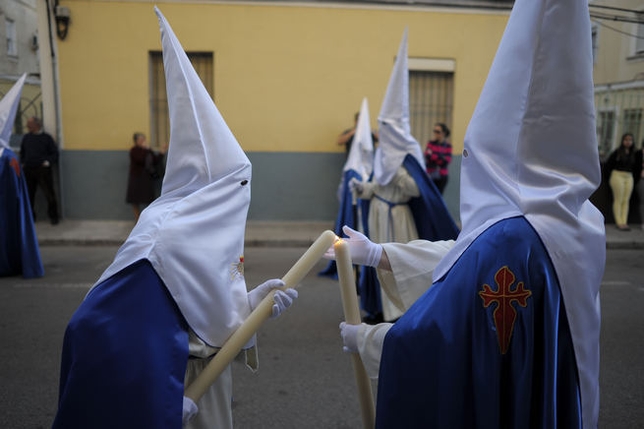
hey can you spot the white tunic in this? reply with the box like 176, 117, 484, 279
184, 331, 258, 429
361, 166, 421, 321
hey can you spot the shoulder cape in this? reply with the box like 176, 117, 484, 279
376, 217, 581, 429
53, 259, 189, 428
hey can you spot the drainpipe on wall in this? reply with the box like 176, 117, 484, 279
37, 0, 65, 218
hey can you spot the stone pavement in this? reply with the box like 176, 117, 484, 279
34, 219, 644, 249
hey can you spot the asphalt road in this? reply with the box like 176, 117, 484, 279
0, 246, 642, 428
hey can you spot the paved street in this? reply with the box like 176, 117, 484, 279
0, 245, 642, 428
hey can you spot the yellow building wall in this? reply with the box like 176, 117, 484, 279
56, 1, 508, 153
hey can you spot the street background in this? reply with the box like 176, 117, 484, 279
0, 221, 643, 428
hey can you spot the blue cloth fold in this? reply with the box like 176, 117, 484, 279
0, 149, 43, 278
53, 259, 189, 429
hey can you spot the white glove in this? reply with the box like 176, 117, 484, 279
248, 279, 298, 318
349, 177, 364, 193
323, 225, 382, 267
339, 322, 363, 353
182, 396, 198, 426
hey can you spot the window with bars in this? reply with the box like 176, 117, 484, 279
623, 108, 642, 145
591, 25, 599, 64
6, 18, 17, 56
636, 13, 644, 55
597, 110, 616, 159
149, 51, 214, 148
409, 70, 454, 148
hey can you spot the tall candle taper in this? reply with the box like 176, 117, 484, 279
335, 239, 376, 429
185, 229, 337, 403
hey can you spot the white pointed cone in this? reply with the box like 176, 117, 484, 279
93, 7, 253, 348
343, 97, 374, 180
156, 8, 250, 196
433, 1, 604, 427
373, 28, 424, 186
0, 74, 27, 150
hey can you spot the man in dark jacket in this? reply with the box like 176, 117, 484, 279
20, 116, 59, 225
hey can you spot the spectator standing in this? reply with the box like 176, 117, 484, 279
424, 122, 452, 193
606, 132, 636, 230
126, 132, 165, 222
20, 116, 59, 225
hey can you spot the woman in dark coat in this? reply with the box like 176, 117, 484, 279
126, 132, 165, 221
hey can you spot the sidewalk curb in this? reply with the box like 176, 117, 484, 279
34, 220, 644, 249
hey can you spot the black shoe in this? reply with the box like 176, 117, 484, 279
50, 218, 59, 225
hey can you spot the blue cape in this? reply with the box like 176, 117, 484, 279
53, 259, 189, 429
402, 154, 459, 241
318, 168, 383, 316
376, 217, 581, 428
0, 149, 43, 278
318, 168, 364, 279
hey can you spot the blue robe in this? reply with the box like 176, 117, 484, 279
53, 259, 189, 429
402, 154, 459, 242
318, 168, 383, 316
376, 217, 581, 428
318, 168, 364, 279
0, 149, 43, 278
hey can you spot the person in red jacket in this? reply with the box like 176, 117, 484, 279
424, 123, 452, 193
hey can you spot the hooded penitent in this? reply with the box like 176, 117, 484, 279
0, 74, 44, 278
319, 97, 374, 279
345, 97, 375, 180
373, 28, 424, 187
0, 74, 26, 151
432, 0, 604, 424
95, 8, 253, 348
53, 9, 255, 428
376, 0, 604, 427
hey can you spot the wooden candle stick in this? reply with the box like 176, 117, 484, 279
185, 229, 337, 403
335, 239, 376, 429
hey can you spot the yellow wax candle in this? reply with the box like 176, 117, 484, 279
335, 239, 375, 429
185, 229, 337, 403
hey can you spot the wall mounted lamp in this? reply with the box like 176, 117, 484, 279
54, 4, 71, 40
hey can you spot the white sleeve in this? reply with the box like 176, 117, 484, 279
356, 323, 393, 379
378, 240, 455, 311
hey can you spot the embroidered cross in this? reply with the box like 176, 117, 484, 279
10, 157, 20, 177
479, 266, 532, 354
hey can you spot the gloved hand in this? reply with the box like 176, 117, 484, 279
323, 225, 382, 267
182, 396, 198, 426
339, 322, 362, 353
349, 177, 364, 194
248, 279, 298, 318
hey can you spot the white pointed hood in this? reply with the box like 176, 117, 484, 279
0, 74, 26, 151
94, 7, 253, 347
343, 97, 374, 180
373, 29, 424, 186
433, 0, 605, 426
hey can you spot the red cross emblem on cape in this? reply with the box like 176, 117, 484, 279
10, 157, 21, 177
479, 266, 532, 354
